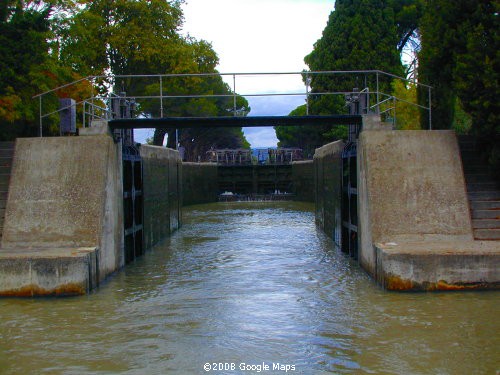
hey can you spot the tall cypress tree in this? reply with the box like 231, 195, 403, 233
419, 0, 499, 137
276, 0, 406, 151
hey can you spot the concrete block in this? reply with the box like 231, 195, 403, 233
362, 114, 393, 131
0, 247, 98, 296
358, 130, 472, 244
375, 241, 500, 291
357, 128, 500, 290
79, 120, 110, 136
0, 136, 123, 296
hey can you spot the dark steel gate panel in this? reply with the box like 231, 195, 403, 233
123, 145, 143, 263
341, 141, 358, 259
341, 120, 361, 259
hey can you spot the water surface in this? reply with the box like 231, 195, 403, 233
0, 202, 498, 374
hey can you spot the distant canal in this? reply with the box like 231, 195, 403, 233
0, 202, 498, 374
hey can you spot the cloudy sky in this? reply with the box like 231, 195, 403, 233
136, 0, 334, 147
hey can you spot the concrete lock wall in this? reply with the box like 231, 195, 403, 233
182, 162, 218, 206
0, 136, 123, 296
140, 145, 182, 250
291, 160, 314, 202
313, 141, 344, 245
357, 129, 499, 290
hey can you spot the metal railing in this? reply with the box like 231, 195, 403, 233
33, 70, 433, 136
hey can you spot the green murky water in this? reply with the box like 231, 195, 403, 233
0, 202, 498, 374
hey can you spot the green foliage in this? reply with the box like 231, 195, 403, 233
0, 4, 57, 139
418, 0, 499, 170
0, 1, 94, 139
451, 97, 472, 135
418, 0, 499, 133
391, 80, 421, 129
278, 0, 408, 152
0, 0, 249, 151
276, 104, 347, 157
391, 0, 425, 53
58, 0, 249, 154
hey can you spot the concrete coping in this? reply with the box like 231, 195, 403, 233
0, 247, 97, 259
313, 140, 344, 159
376, 241, 500, 255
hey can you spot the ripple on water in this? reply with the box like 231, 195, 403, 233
0, 202, 498, 374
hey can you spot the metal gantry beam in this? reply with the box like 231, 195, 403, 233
108, 115, 363, 130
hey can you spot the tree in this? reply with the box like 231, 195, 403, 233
277, 0, 408, 152
59, 0, 250, 153
391, 80, 421, 129
418, 0, 499, 169
0, 1, 94, 140
275, 105, 347, 157
1, 3, 61, 138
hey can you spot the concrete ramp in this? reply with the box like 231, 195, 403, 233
0, 136, 123, 296
358, 130, 500, 290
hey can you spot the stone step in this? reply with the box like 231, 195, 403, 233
474, 228, 500, 241
472, 219, 500, 229
470, 200, 500, 210
463, 166, 492, 175
468, 191, 500, 201
0, 156, 13, 166
0, 166, 12, 174
0, 199, 6, 209
460, 150, 483, 159
464, 173, 492, 183
0, 141, 15, 149
0, 149, 14, 158
472, 209, 500, 220
466, 182, 498, 191
0, 174, 11, 184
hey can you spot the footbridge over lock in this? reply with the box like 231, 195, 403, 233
0, 71, 498, 297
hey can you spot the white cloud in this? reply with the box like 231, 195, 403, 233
243, 127, 279, 148
246, 95, 306, 116
182, 0, 333, 74
135, 1, 333, 148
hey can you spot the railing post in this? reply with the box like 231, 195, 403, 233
376, 71, 380, 114
160, 75, 164, 118
233, 74, 237, 116
428, 87, 432, 130
306, 74, 311, 115
393, 96, 397, 128
39, 96, 42, 137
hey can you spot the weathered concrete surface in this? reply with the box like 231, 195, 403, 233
357, 129, 500, 290
0, 247, 98, 296
0, 136, 123, 296
292, 160, 314, 202
78, 120, 110, 136
375, 241, 500, 290
141, 145, 182, 250
314, 141, 344, 245
182, 162, 218, 206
